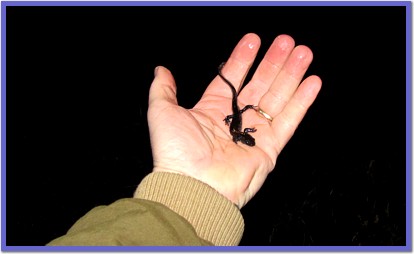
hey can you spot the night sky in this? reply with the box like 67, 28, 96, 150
5, 4, 408, 246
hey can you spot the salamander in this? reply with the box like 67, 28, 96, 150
218, 62, 256, 146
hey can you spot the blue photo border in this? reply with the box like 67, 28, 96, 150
1, 0, 412, 252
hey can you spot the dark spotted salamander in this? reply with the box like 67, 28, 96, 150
218, 62, 256, 146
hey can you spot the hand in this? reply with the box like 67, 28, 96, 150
147, 33, 322, 208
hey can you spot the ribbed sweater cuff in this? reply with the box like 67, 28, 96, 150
134, 172, 244, 246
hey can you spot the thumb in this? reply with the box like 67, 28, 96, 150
149, 66, 178, 106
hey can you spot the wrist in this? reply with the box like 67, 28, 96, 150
134, 172, 244, 246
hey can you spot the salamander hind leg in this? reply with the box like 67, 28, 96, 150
239, 105, 256, 114
223, 114, 234, 126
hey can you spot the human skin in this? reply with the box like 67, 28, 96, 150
147, 33, 322, 208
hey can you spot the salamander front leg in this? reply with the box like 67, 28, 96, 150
243, 127, 257, 134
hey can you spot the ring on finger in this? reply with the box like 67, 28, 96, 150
257, 107, 273, 122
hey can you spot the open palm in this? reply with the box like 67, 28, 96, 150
147, 33, 322, 208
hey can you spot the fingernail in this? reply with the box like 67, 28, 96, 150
154, 66, 159, 77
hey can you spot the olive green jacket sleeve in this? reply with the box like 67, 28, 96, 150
47, 172, 244, 246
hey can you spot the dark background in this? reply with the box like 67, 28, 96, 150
6, 4, 408, 246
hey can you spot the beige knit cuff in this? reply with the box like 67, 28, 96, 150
134, 172, 244, 246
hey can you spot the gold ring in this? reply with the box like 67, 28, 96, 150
258, 108, 273, 122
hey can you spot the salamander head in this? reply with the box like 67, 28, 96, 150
234, 133, 256, 147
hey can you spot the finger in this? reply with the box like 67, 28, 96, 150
259, 45, 314, 117
272, 75, 322, 153
148, 66, 178, 107
203, 33, 261, 99
240, 34, 295, 103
